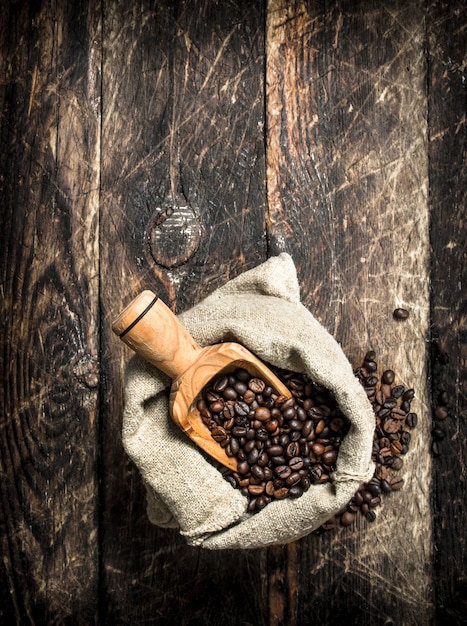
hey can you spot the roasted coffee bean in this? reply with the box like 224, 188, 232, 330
390, 476, 404, 491
251, 465, 265, 481
248, 484, 265, 496
289, 485, 304, 498
230, 438, 240, 456
286, 442, 300, 458
301, 420, 314, 438
381, 370, 395, 385
223, 387, 238, 400
267, 444, 284, 457
286, 472, 301, 486
340, 511, 356, 527
234, 400, 250, 416
247, 448, 260, 465
322, 450, 337, 465
266, 419, 279, 432
282, 406, 297, 420
243, 389, 256, 404
289, 457, 304, 471
211, 427, 228, 442
232, 426, 247, 437
213, 376, 229, 392
312, 443, 325, 456
432, 426, 445, 441
405, 412, 418, 428
256, 428, 269, 442
248, 378, 265, 393
271, 455, 286, 466
393, 308, 409, 320
255, 407, 271, 422
391, 384, 405, 399
433, 406, 448, 420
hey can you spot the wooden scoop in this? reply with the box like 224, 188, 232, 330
112, 290, 292, 471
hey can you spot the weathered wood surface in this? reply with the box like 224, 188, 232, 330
266, 2, 432, 624
0, 0, 465, 624
0, 2, 101, 623
428, 1, 467, 623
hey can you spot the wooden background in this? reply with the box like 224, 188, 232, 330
1, 0, 465, 624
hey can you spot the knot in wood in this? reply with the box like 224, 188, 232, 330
146, 203, 202, 268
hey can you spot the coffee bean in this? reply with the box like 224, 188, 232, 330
288, 456, 304, 471
232, 426, 247, 437
271, 455, 286, 466
432, 426, 445, 441
243, 389, 256, 404
391, 385, 405, 399
255, 407, 271, 422
340, 511, 356, 527
258, 451, 269, 467
273, 487, 289, 499
405, 412, 418, 428
266, 419, 279, 432
223, 387, 238, 400
211, 427, 228, 443
251, 465, 265, 481
390, 476, 404, 490
381, 370, 395, 385
393, 308, 409, 320
312, 443, 325, 456
248, 484, 265, 496
267, 445, 284, 457
249, 378, 265, 393
286, 442, 300, 458
288, 485, 303, 498
322, 450, 338, 465
234, 400, 249, 417
247, 448, 260, 466
434, 406, 448, 420
282, 406, 297, 420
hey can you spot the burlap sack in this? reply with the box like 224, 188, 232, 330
122, 253, 375, 549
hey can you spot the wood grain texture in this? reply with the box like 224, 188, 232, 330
427, 1, 467, 623
0, 1, 101, 623
266, 1, 432, 624
99, 1, 269, 623
1, 0, 465, 624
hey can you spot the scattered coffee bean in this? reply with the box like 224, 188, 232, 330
393, 308, 410, 320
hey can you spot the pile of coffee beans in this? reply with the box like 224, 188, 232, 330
197, 368, 349, 512
198, 350, 417, 528
317, 350, 417, 530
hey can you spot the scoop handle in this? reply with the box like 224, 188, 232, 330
112, 290, 203, 380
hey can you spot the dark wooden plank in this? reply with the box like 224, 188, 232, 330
427, 2, 467, 623
0, 1, 101, 623
266, 1, 432, 624
99, 1, 269, 623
